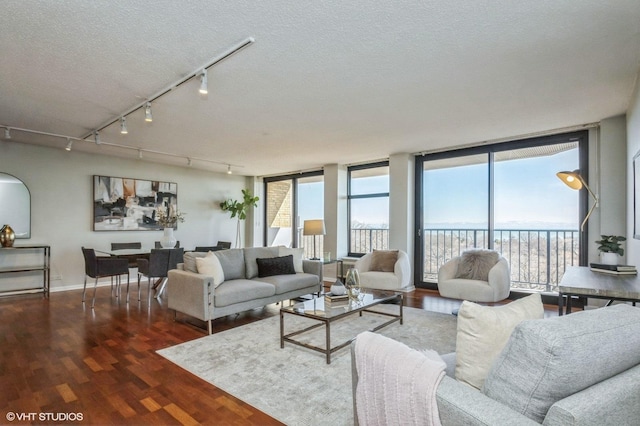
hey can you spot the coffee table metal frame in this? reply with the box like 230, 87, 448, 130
280, 291, 403, 364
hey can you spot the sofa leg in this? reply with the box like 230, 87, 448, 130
207, 320, 212, 335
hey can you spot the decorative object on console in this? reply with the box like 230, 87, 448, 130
556, 169, 598, 231
595, 235, 625, 265
0, 224, 15, 247
219, 189, 259, 248
303, 219, 325, 260
345, 267, 361, 301
330, 279, 346, 296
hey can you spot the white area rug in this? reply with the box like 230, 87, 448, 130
157, 305, 457, 425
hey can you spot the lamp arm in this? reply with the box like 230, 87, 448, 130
577, 176, 599, 232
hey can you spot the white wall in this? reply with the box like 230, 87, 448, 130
0, 141, 247, 292
627, 72, 640, 267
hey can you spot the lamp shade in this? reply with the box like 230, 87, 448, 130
303, 219, 325, 236
556, 170, 583, 190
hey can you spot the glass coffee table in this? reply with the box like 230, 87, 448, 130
280, 290, 403, 364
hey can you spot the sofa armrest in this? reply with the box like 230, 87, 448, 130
487, 258, 510, 300
303, 259, 323, 288
543, 363, 640, 426
354, 253, 372, 272
167, 269, 213, 322
438, 257, 459, 282
437, 376, 539, 426
394, 250, 412, 288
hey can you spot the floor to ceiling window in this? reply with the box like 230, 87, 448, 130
348, 162, 390, 256
264, 171, 324, 258
416, 131, 587, 293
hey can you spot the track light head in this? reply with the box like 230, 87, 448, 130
144, 102, 153, 122
227, 164, 232, 175
187, 158, 192, 167
4, 127, 11, 139
120, 117, 128, 134
94, 131, 100, 145
199, 69, 208, 95
65, 138, 73, 151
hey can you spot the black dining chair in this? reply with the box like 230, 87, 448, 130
81, 247, 130, 308
137, 250, 170, 305
138, 248, 184, 302
194, 246, 220, 252
111, 242, 143, 268
216, 241, 232, 249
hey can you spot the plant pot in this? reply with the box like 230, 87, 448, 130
600, 252, 619, 265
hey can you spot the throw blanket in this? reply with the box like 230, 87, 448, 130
355, 332, 446, 426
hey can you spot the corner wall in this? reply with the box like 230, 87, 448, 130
627, 72, 640, 266
0, 141, 247, 292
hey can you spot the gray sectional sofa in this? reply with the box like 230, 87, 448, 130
352, 304, 640, 425
167, 247, 322, 334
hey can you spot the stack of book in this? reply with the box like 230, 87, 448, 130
589, 263, 637, 275
324, 292, 349, 307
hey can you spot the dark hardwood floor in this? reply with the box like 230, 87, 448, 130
0, 284, 560, 425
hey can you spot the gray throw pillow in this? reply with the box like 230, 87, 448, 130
213, 249, 246, 280
482, 304, 640, 423
455, 249, 499, 281
183, 251, 207, 273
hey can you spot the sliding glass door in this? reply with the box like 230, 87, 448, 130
417, 132, 587, 293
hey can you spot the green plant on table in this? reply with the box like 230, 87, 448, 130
595, 235, 626, 256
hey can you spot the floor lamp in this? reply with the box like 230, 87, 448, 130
556, 169, 599, 231
303, 219, 325, 260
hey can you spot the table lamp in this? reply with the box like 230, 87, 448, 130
303, 219, 325, 260
556, 169, 598, 231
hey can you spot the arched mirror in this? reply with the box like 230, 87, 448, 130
0, 173, 31, 238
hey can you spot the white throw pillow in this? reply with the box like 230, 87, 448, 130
195, 251, 225, 287
278, 246, 304, 273
455, 293, 544, 390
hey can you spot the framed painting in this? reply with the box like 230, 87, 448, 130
93, 175, 178, 231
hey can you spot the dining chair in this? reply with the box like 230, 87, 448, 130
136, 250, 170, 305
81, 247, 130, 308
154, 247, 184, 299
194, 246, 219, 252
216, 241, 232, 249
111, 242, 143, 268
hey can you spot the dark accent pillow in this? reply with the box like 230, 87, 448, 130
256, 255, 296, 278
370, 250, 399, 272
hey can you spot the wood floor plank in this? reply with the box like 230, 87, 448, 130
0, 283, 560, 424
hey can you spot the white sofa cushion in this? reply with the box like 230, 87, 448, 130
195, 251, 225, 287
455, 293, 543, 390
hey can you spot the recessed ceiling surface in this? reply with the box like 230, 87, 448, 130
1, 0, 639, 176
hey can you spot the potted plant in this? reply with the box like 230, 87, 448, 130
595, 235, 626, 265
220, 189, 259, 248
156, 207, 186, 248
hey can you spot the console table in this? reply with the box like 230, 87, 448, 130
558, 266, 640, 315
0, 245, 50, 297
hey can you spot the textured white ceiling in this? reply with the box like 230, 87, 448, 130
1, 0, 639, 176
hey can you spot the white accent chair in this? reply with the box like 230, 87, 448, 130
354, 250, 414, 292
438, 254, 510, 302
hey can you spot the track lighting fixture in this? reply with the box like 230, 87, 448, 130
144, 102, 153, 122
4, 127, 11, 139
199, 69, 208, 95
187, 158, 192, 167
65, 138, 73, 151
94, 131, 100, 145
120, 117, 128, 134
227, 164, 232, 174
